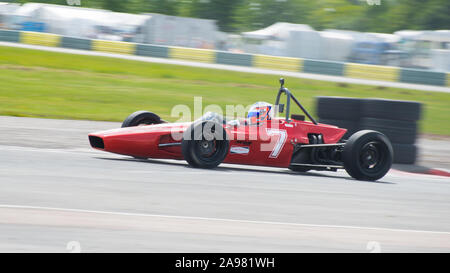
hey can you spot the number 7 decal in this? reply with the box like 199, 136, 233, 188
265, 129, 287, 158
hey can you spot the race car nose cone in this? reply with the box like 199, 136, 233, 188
89, 135, 104, 149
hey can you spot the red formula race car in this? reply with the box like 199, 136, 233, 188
89, 79, 393, 181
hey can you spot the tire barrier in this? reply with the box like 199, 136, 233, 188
21, 31, 60, 47
136, 44, 169, 58
0, 29, 19, 43
252, 54, 303, 72
92, 40, 135, 55
317, 118, 359, 140
345, 63, 399, 82
361, 99, 422, 121
61, 36, 91, 51
316, 97, 422, 164
216, 51, 253, 67
316, 96, 362, 121
400, 68, 447, 86
303, 59, 344, 76
391, 143, 418, 164
1, 29, 449, 87
169, 46, 215, 63
359, 117, 417, 145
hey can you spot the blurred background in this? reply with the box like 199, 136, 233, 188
0, 0, 449, 71
1, 1, 450, 254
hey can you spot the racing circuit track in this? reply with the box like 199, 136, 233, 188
0, 116, 449, 252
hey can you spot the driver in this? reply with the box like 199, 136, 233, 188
247, 101, 273, 125
227, 101, 274, 126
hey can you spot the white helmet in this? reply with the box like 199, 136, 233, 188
247, 101, 273, 124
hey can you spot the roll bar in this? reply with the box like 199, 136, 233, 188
274, 78, 318, 125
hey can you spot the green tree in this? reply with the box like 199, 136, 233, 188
145, 0, 180, 15
187, 0, 243, 32
384, 0, 450, 31
102, 0, 130, 12
305, 0, 366, 31
233, 0, 312, 32
13, 0, 450, 33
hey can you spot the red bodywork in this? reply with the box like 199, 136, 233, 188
89, 118, 346, 168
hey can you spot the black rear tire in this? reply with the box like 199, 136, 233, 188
181, 121, 229, 169
121, 111, 164, 128
343, 130, 393, 181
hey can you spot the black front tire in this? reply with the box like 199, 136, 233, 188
122, 111, 164, 159
343, 130, 393, 181
181, 121, 229, 169
121, 111, 164, 128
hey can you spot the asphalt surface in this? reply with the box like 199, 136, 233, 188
1, 41, 449, 93
0, 116, 449, 252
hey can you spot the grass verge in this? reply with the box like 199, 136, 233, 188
0, 45, 449, 135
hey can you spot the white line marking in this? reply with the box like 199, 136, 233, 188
0, 145, 96, 154
0, 204, 449, 235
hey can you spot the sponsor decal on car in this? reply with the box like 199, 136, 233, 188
230, 146, 250, 155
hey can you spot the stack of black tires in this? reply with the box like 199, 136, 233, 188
316, 96, 422, 164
